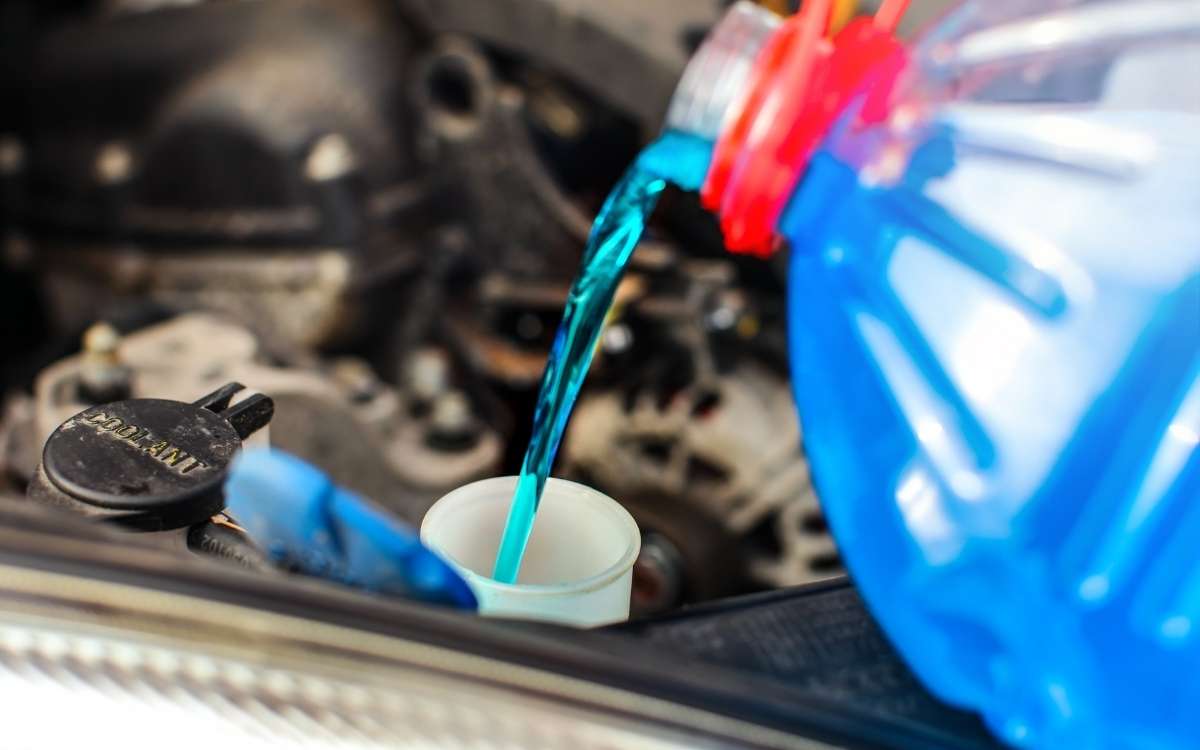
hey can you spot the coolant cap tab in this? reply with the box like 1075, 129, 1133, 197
42, 383, 273, 530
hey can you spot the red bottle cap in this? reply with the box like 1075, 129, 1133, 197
701, 0, 911, 256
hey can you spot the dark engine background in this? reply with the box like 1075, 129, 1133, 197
0, 0, 944, 614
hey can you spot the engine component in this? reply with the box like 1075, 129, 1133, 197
4, 0, 720, 352
78, 322, 133, 403
1, 313, 502, 524
0, 0, 832, 610
411, 37, 592, 283
563, 363, 840, 614
561, 260, 841, 614
28, 382, 273, 531
6, 0, 428, 349
400, 0, 720, 136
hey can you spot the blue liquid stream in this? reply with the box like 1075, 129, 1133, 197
492, 132, 713, 583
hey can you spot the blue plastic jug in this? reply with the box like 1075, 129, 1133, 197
667, 1, 1200, 747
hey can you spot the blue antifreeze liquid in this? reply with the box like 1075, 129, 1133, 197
492, 132, 712, 583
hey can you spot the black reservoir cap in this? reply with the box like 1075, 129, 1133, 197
40, 383, 273, 530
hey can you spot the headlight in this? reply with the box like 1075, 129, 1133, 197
0, 560, 810, 750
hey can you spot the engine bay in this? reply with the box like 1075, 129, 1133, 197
0, 0, 842, 616
3, 2, 1194, 748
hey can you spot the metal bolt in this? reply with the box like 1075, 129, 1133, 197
330, 358, 380, 403
405, 348, 449, 403
79, 322, 132, 404
305, 133, 357, 182
0, 136, 24, 176
601, 324, 633, 355
706, 289, 748, 332
95, 142, 133, 185
83, 322, 120, 358
427, 390, 479, 452
631, 532, 685, 614
431, 391, 472, 434
527, 79, 584, 140
706, 306, 737, 331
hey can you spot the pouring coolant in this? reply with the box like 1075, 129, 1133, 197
662, 1, 1200, 747
489, 133, 712, 585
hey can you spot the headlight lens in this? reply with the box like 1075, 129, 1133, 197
0, 561, 808, 750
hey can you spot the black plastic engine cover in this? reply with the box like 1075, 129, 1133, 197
617, 578, 1002, 749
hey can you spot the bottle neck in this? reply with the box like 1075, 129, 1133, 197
664, 3, 781, 144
